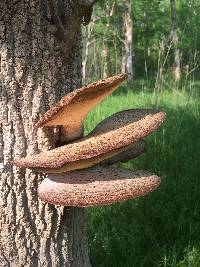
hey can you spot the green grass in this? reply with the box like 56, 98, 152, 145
84, 78, 200, 267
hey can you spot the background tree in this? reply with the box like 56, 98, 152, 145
121, 0, 133, 84
101, 2, 115, 78
170, 0, 181, 81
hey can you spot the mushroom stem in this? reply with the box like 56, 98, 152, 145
56, 125, 84, 147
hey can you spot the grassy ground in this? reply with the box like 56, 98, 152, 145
84, 78, 200, 267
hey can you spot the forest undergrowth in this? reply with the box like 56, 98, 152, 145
84, 76, 200, 267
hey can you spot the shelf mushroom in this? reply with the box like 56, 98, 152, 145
35, 73, 128, 143
13, 74, 166, 207
13, 109, 165, 173
38, 166, 161, 207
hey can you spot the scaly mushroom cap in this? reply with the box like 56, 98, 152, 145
38, 166, 161, 207
35, 73, 128, 141
88, 109, 147, 166
13, 109, 165, 172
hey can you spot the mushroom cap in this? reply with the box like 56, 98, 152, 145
13, 109, 165, 172
38, 166, 161, 207
35, 73, 128, 141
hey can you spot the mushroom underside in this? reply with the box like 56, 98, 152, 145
34, 144, 128, 173
101, 140, 147, 165
35, 74, 128, 142
32, 140, 146, 173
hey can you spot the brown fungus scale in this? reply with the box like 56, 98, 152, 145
12, 73, 166, 207
38, 166, 161, 207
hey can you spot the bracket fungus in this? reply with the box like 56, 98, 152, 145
13, 109, 165, 173
38, 166, 161, 207
13, 73, 166, 207
35, 73, 128, 142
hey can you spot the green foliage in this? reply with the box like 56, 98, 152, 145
83, 1, 200, 265
84, 0, 200, 78
84, 77, 200, 267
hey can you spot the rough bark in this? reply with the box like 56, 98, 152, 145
170, 0, 181, 81
121, 0, 133, 84
0, 0, 91, 266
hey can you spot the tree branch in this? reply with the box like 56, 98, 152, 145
48, 0, 67, 41
79, 0, 98, 25
79, 0, 98, 9
85, 0, 98, 7
48, 0, 82, 58
48, 0, 98, 57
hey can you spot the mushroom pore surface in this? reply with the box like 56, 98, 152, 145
34, 145, 128, 173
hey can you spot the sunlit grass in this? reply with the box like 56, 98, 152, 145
84, 78, 200, 267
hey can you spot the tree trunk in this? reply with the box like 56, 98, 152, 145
102, 40, 109, 79
122, 0, 133, 84
82, 21, 94, 84
101, 2, 115, 79
121, 51, 126, 74
0, 0, 91, 266
170, 0, 181, 81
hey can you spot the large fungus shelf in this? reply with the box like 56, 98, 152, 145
38, 166, 161, 207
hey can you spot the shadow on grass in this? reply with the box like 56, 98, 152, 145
86, 103, 200, 267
